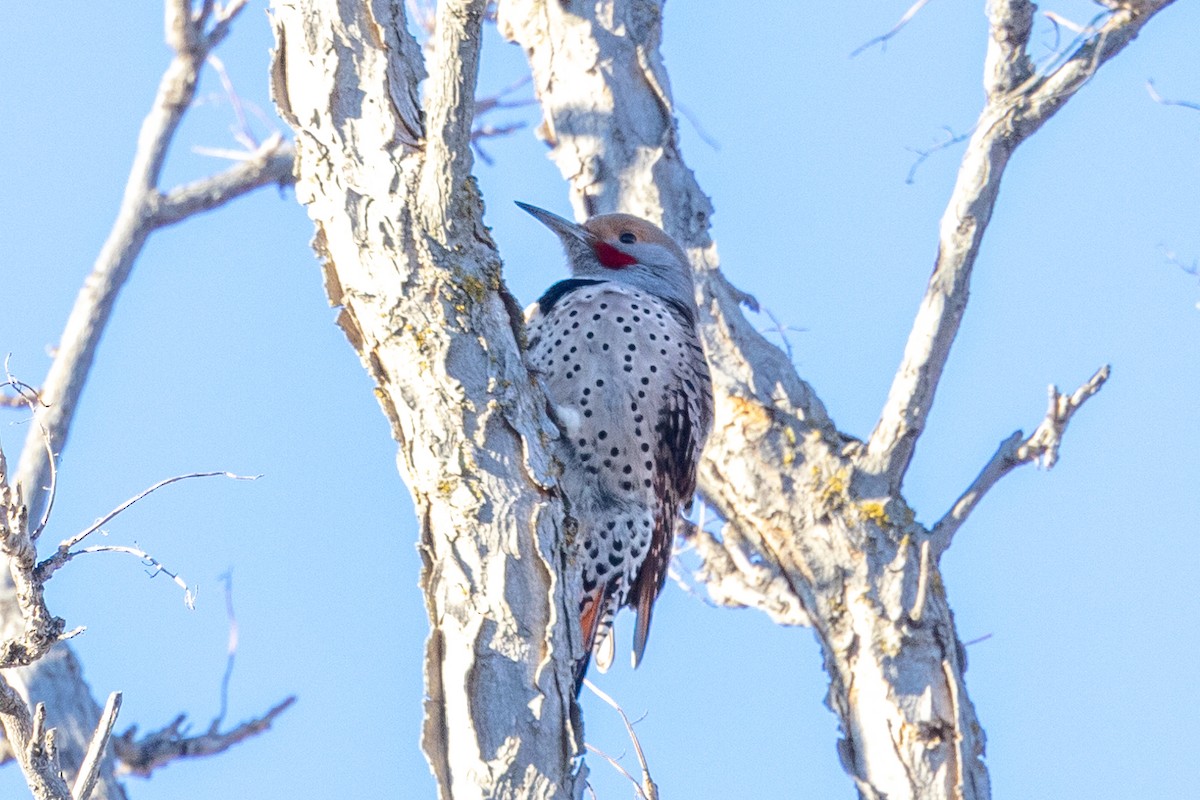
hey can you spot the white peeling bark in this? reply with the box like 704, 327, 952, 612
503, 1, 1173, 798
268, 2, 581, 797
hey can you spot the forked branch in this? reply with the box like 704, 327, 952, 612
0, 677, 71, 800
862, 0, 1173, 492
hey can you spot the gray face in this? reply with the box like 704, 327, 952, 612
516, 202, 698, 311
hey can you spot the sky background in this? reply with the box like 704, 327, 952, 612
1, 1, 1198, 798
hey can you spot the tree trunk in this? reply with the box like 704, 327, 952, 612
268, 1, 582, 797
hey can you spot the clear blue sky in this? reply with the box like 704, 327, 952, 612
2, 2, 1197, 798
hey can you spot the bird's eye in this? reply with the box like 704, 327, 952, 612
619, 232, 637, 244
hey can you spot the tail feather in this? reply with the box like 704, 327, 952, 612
575, 587, 609, 694
631, 586, 656, 669
593, 607, 616, 673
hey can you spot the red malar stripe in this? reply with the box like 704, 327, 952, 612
593, 241, 637, 269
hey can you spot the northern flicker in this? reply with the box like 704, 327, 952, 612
517, 202, 713, 688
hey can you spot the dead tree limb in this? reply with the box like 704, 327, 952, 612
2, 3, 297, 796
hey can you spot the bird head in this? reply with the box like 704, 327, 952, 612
517, 202, 697, 310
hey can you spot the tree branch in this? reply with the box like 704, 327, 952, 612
151, 136, 295, 227
13, 0, 280, 523
3, 4, 295, 796
931, 365, 1110, 550
0, 443, 66, 671
0, 676, 71, 800
71, 692, 122, 800
861, 0, 1173, 493
850, 0, 936, 59
582, 680, 658, 800
679, 519, 810, 627
112, 696, 295, 778
36, 471, 258, 586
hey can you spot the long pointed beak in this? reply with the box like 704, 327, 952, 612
515, 201, 592, 244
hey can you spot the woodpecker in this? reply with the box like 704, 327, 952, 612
517, 202, 713, 689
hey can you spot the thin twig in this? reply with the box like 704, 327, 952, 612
205, 54, 259, 151
71, 546, 196, 609
72, 472, 255, 551
930, 366, 1110, 551
1160, 245, 1200, 278
37, 472, 259, 592
213, 571, 238, 730
1146, 79, 1200, 113
905, 124, 975, 185
756, 305, 807, 362
676, 102, 721, 151
583, 744, 648, 800
850, 0, 935, 58
962, 633, 993, 647
583, 680, 658, 800
0, 375, 57, 541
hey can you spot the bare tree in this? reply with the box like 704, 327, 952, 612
269, 0, 1176, 798
0, 2, 294, 797
1, 0, 1179, 798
